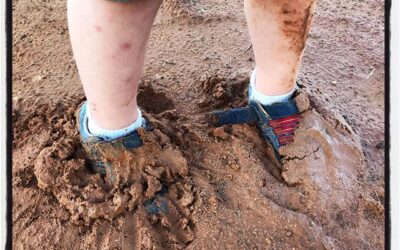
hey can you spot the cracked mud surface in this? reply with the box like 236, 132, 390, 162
13, 0, 384, 249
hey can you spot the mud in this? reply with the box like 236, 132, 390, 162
253, 0, 316, 53
33, 116, 195, 248
13, 0, 384, 249
281, 1, 316, 53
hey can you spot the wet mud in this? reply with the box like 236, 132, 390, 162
13, 0, 384, 249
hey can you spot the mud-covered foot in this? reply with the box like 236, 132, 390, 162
34, 105, 195, 246
210, 87, 311, 159
76, 101, 151, 179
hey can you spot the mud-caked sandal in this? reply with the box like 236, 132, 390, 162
77, 102, 188, 218
76, 101, 151, 176
210, 85, 310, 159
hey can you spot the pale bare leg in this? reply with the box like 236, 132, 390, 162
68, 0, 162, 130
244, 0, 316, 96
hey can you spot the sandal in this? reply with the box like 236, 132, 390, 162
77, 101, 151, 175
210, 87, 308, 158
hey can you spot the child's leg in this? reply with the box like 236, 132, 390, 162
244, 0, 316, 96
208, 0, 317, 152
68, 0, 162, 130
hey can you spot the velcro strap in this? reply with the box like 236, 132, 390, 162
263, 99, 299, 119
209, 106, 260, 126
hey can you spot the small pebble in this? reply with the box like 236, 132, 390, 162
212, 127, 228, 140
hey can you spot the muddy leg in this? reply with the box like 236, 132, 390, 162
244, 0, 316, 95
68, 0, 162, 129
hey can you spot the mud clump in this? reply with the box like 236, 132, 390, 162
198, 74, 248, 110
138, 81, 175, 114
33, 118, 195, 248
211, 126, 229, 140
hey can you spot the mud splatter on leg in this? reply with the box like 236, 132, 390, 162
278, 1, 316, 53
244, 0, 317, 95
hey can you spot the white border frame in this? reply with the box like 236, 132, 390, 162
0, 0, 397, 248
0, 0, 8, 247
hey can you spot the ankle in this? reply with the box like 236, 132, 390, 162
249, 69, 296, 106
86, 104, 144, 140
88, 102, 139, 130
253, 69, 296, 96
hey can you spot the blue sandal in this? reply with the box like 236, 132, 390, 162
77, 101, 150, 175
210, 88, 307, 157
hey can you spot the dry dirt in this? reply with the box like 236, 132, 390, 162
12, 0, 385, 249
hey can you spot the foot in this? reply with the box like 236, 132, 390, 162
248, 91, 302, 152
76, 101, 150, 176
209, 77, 310, 158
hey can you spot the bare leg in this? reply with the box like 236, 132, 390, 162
68, 0, 162, 130
244, 0, 316, 95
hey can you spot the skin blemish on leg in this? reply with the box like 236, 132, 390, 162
120, 42, 132, 50
123, 94, 136, 107
125, 76, 133, 84
94, 25, 103, 32
90, 102, 97, 112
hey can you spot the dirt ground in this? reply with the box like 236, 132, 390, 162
12, 0, 385, 249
